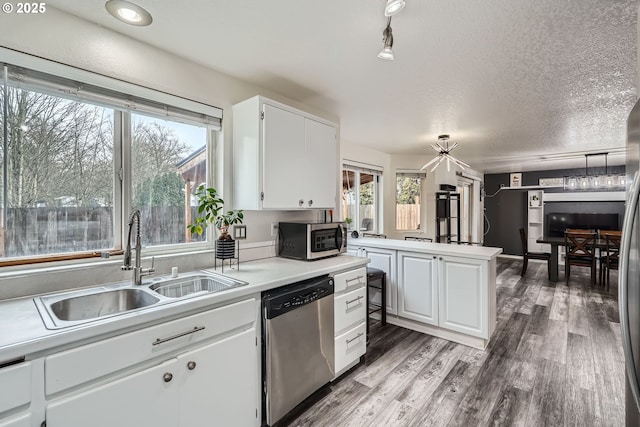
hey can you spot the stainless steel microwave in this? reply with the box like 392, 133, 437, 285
278, 221, 347, 260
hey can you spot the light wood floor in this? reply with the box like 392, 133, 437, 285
286, 257, 625, 427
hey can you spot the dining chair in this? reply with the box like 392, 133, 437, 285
519, 228, 551, 279
598, 230, 622, 290
564, 230, 597, 286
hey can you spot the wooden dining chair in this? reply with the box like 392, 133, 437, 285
599, 230, 622, 290
564, 230, 597, 286
519, 228, 551, 279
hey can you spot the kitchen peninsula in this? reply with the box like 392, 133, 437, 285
348, 238, 502, 349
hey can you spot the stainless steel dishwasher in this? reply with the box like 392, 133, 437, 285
262, 275, 334, 426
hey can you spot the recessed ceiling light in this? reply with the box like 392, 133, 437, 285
105, 0, 152, 26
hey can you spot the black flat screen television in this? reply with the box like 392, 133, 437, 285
546, 213, 619, 237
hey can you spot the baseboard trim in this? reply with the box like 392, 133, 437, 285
384, 315, 490, 350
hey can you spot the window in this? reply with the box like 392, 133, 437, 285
396, 170, 425, 230
130, 114, 208, 247
0, 62, 221, 262
342, 163, 382, 234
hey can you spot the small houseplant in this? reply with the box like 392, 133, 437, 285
187, 185, 244, 258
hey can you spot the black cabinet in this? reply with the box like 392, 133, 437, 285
435, 192, 461, 243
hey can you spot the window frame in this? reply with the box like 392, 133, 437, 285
342, 162, 383, 235
0, 54, 221, 266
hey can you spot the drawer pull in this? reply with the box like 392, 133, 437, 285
187, 361, 197, 371
345, 296, 364, 306
346, 332, 364, 345
153, 326, 205, 346
163, 372, 173, 383
346, 275, 364, 284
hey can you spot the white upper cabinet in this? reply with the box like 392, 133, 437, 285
304, 117, 337, 208
262, 104, 306, 209
233, 96, 337, 210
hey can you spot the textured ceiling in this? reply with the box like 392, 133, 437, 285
47, 0, 638, 173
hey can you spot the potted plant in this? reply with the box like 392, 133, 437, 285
187, 185, 244, 259
345, 217, 353, 230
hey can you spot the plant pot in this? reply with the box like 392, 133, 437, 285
215, 239, 236, 260
530, 199, 540, 207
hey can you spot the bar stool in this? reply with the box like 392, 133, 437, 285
366, 267, 387, 341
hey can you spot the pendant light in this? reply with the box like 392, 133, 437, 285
420, 135, 470, 172
377, 18, 394, 61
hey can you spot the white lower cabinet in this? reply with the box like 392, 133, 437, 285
334, 323, 366, 375
177, 329, 257, 426
395, 251, 492, 341
349, 246, 397, 315
397, 251, 438, 326
0, 361, 31, 427
47, 359, 178, 427
439, 255, 487, 337
44, 298, 259, 427
332, 267, 367, 378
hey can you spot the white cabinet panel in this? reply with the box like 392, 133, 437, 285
334, 286, 367, 336
46, 359, 178, 427
363, 247, 397, 315
178, 328, 257, 427
304, 118, 337, 208
0, 414, 30, 427
334, 323, 366, 375
398, 251, 438, 325
439, 256, 486, 337
0, 361, 30, 414
262, 104, 306, 209
333, 266, 366, 293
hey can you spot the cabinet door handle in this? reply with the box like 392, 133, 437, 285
163, 372, 173, 383
308, 200, 313, 206
346, 332, 364, 344
152, 326, 205, 346
346, 275, 364, 285
187, 361, 197, 371
299, 199, 304, 206
345, 295, 364, 305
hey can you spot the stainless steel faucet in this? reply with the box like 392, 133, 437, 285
122, 209, 155, 285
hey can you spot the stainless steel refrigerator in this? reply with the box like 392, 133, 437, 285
621, 99, 640, 425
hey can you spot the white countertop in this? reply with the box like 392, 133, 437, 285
349, 238, 502, 260
0, 255, 368, 362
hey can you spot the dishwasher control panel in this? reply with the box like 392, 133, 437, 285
262, 275, 334, 319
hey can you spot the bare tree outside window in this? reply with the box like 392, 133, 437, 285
131, 114, 207, 247
0, 85, 210, 259
0, 87, 114, 257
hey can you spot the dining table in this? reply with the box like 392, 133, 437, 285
536, 235, 609, 282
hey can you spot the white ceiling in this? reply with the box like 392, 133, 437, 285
47, 0, 639, 173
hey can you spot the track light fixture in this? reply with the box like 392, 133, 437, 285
420, 135, 470, 172
377, 18, 394, 60
384, 0, 406, 16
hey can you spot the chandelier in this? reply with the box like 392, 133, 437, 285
563, 153, 626, 191
420, 135, 470, 172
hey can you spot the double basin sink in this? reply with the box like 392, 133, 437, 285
34, 271, 248, 330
